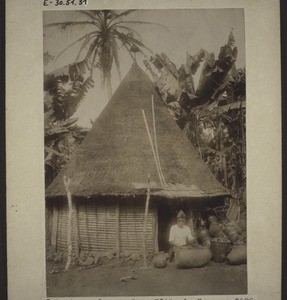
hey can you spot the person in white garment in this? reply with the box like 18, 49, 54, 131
169, 210, 194, 261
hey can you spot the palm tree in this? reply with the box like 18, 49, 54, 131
45, 10, 158, 98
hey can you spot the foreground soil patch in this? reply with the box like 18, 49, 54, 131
47, 261, 247, 297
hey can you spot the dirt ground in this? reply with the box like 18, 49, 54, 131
46, 259, 247, 297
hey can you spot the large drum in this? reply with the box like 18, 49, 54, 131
174, 246, 212, 268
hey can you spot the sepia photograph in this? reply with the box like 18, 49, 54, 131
43, 9, 247, 297
6, 0, 282, 299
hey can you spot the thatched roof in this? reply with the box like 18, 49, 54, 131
46, 63, 229, 199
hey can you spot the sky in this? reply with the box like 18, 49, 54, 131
43, 9, 245, 128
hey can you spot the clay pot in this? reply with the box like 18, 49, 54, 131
174, 246, 212, 269
209, 222, 221, 237
238, 220, 246, 232
198, 227, 209, 240
228, 232, 239, 243
226, 244, 247, 265
208, 215, 218, 223
153, 252, 167, 268
225, 224, 239, 243
154, 260, 167, 268
226, 221, 242, 235
197, 227, 211, 247
210, 239, 231, 262
216, 231, 226, 238
199, 227, 209, 237
201, 237, 211, 247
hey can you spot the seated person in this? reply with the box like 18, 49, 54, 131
169, 210, 194, 260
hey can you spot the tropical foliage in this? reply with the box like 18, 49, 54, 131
44, 15, 246, 215
185, 101, 246, 198
185, 70, 246, 212
45, 10, 155, 97
148, 31, 246, 212
44, 72, 90, 187
44, 10, 158, 185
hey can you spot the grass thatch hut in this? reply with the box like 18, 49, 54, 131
46, 63, 229, 255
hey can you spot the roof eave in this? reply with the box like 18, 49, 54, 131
46, 190, 230, 200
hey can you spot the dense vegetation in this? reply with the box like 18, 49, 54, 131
44, 12, 246, 215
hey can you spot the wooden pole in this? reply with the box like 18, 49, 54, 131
142, 109, 164, 187
51, 203, 59, 251
72, 201, 80, 258
151, 96, 167, 186
142, 174, 151, 268
154, 209, 159, 253
115, 201, 120, 258
64, 176, 73, 271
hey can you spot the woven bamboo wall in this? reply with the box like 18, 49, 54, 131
119, 200, 156, 253
56, 202, 69, 252
48, 198, 158, 254
77, 199, 117, 252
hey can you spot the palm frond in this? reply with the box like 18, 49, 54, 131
85, 36, 101, 62
129, 37, 153, 54
135, 47, 148, 59
68, 76, 95, 114
44, 21, 97, 29
94, 11, 105, 27
107, 10, 136, 26
54, 32, 97, 61
112, 20, 168, 30
44, 9, 160, 102
98, 41, 113, 86
114, 29, 153, 54
75, 33, 98, 62
78, 10, 96, 20
115, 25, 142, 38
77, 11, 103, 29
110, 36, 121, 80
90, 45, 99, 77
121, 42, 136, 61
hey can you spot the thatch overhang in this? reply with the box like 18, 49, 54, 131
46, 63, 230, 200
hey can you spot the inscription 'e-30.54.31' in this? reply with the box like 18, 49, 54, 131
43, 0, 88, 7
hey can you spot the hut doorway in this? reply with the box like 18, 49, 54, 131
157, 204, 174, 252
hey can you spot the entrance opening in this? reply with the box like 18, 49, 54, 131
157, 204, 174, 252
157, 201, 200, 252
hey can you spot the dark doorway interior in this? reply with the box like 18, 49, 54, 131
158, 204, 174, 252
157, 200, 205, 251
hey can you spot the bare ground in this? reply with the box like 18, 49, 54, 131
46, 259, 247, 297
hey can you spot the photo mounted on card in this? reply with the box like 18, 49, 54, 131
6, 0, 281, 300
43, 9, 247, 297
